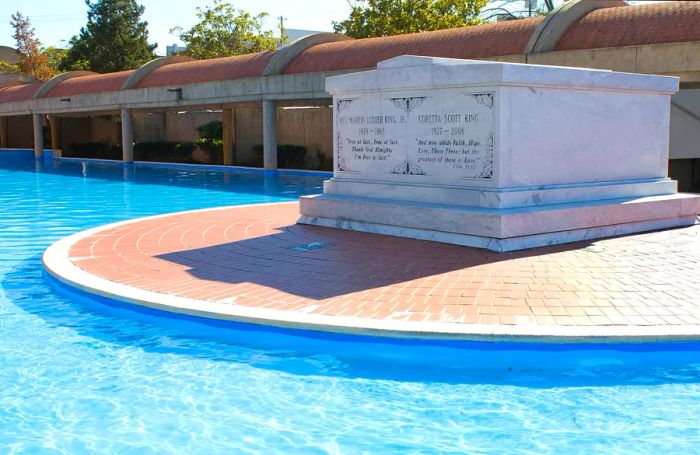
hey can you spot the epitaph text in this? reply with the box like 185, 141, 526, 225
335, 91, 495, 184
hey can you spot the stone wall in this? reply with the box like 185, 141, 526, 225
133, 112, 165, 142
60, 117, 91, 151
233, 108, 262, 164
129, 107, 333, 167
90, 116, 120, 145
6, 115, 33, 148
164, 111, 219, 143
55, 116, 120, 155
670, 90, 700, 160
278, 106, 333, 167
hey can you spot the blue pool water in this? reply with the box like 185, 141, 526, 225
1, 151, 700, 454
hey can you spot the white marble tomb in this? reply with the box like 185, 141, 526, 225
298, 55, 700, 252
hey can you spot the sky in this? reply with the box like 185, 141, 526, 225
0, 0, 653, 56
0, 0, 353, 55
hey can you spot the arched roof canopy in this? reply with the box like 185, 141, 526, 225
283, 17, 544, 74
44, 70, 135, 98
0, 82, 42, 103
122, 56, 193, 90
263, 33, 353, 76
136, 52, 275, 89
556, 1, 700, 51
4, 2, 700, 108
33, 71, 97, 99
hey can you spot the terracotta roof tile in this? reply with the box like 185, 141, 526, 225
0, 82, 42, 103
556, 2, 700, 51
45, 71, 134, 98
137, 52, 275, 89
3, 3, 700, 104
284, 17, 543, 74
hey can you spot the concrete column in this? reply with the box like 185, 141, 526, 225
222, 108, 236, 165
121, 108, 134, 163
48, 116, 62, 153
32, 113, 44, 159
0, 116, 7, 148
262, 100, 277, 170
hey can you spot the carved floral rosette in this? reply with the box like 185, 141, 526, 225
388, 97, 427, 117
478, 132, 495, 179
390, 159, 426, 175
335, 99, 355, 172
469, 92, 495, 180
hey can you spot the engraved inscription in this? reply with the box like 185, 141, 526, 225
335, 90, 496, 184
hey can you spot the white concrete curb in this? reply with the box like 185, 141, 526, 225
42, 203, 700, 343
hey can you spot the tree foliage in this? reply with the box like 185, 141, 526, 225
481, 0, 554, 22
61, 0, 156, 73
42, 46, 69, 75
11, 12, 54, 81
333, 0, 489, 38
171, 1, 283, 59
0, 61, 21, 74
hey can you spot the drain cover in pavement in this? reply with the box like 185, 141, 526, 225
290, 242, 331, 252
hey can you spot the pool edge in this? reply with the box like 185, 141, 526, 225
41, 204, 700, 344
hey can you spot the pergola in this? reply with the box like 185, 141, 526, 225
1, 0, 699, 173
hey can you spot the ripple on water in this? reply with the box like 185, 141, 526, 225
1, 156, 700, 454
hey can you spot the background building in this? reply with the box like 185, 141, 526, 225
0, 1, 698, 190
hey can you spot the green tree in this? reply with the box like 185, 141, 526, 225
171, 1, 283, 59
0, 61, 21, 74
333, 0, 488, 38
42, 46, 69, 75
11, 12, 54, 80
61, 0, 156, 73
481, 0, 555, 21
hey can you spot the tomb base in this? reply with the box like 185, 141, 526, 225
296, 55, 700, 252
298, 192, 700, 252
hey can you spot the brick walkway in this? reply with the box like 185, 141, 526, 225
61, 202, 700, 337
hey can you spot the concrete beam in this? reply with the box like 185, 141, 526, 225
43, 110, 120, 118
121, 56, 194, 90
33, 71, 97, 99
527, 46, 637, 73
121, 108, 134, 163
263, 33, 353, 76
32, 113, 44, 159
4, 41, 697, 118
262, 100, 277, 171
0, 99, 43, 117
525, 0, 627, 54
277, 98, 332, 108
28, 70, 348, 116
636, 41, 700, 79
526, 41, 700, 84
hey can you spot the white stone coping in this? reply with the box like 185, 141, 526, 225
326, 55, 680, 95
42, 202, 700, 344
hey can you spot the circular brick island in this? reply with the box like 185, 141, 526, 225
43, 202, 700, 342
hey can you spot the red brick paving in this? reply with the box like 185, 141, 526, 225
67, 202, 700, 329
